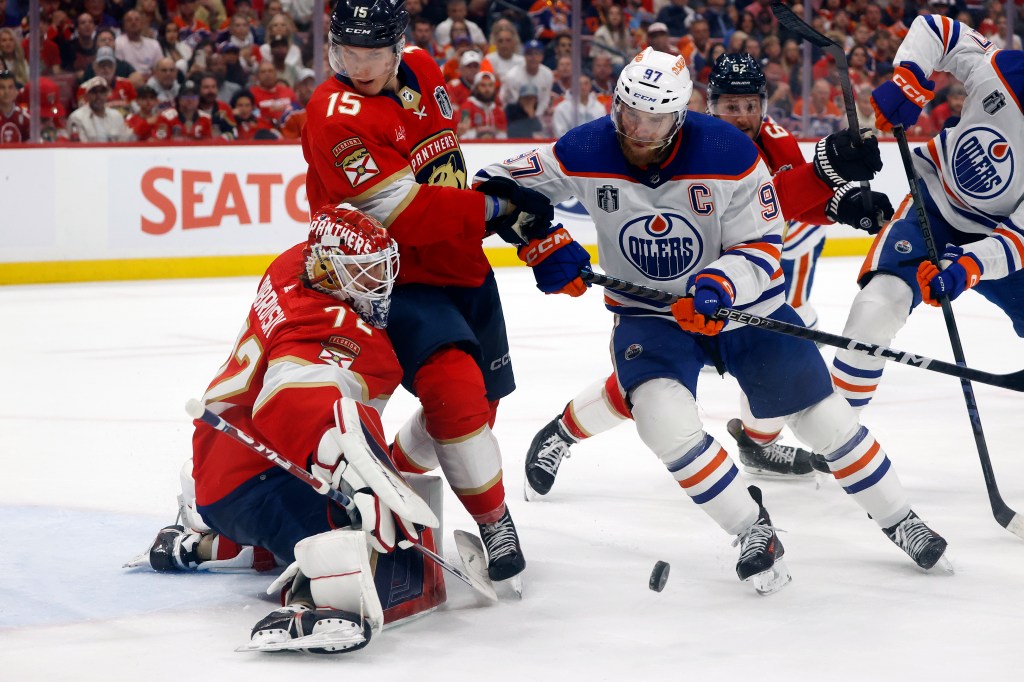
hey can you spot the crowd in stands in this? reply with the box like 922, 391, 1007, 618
0, 0, 1019, 144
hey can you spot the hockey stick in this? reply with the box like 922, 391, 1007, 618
891, 126, 1024, 539
579, 270, 1024, 392
184, 399, 500, 599
770, 1, 876, 231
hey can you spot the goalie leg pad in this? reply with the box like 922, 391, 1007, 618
832, 274, 913, 409
787, 393, 910, 528
293, 529, 385, 635
632, 379, 758, 535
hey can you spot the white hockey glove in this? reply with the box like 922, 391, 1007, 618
311, 399, 439, 554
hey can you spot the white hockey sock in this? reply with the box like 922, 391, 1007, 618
392, 408, 440, 473
560, 374, 631, 441
739, 393, 785, 445
831, 274, 912, 410
433, 424, 506, 524
632, 379, 757, 535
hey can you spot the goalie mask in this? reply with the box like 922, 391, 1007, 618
612, 47, 692, 150
329, 0, 408, 91
305, 204, 400, 329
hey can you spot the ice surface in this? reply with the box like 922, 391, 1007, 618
1, 260, 1021, 681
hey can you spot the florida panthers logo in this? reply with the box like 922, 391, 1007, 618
951, 127, 1013, 200
618, 213, 703, 280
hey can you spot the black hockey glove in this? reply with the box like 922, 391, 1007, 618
813, 128, 883, 189
825, 184, 894, 234
476, 175, 554, 244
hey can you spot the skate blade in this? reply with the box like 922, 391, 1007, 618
495, 573, 524, 600
747, 559, 792, 596
452, 530, 499, 602
928, 554, 955, 575
741, 465, 816, 480
523, 478, 544, 502
236, 630, 367, 653
122, 547, 152, 569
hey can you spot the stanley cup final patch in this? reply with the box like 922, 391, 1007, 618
332, 137, 380, 188
434, 86, 454, 119
597, 185, 619, 213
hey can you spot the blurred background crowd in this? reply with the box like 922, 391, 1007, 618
0, 0, 1020, 143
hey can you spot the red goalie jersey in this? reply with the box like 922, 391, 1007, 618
301, 47, 489, 288
191, 244, 403, 506
757, 117, 834, 225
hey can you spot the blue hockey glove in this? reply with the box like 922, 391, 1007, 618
518, 225, 591, 296
692, 272, 735, 318
916, 245, 983, 306
475, 175, 554, 244
871, 62, 934, 132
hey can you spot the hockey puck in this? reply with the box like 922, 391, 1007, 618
649, 561, 670, 592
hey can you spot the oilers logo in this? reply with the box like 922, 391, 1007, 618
952, 127, 1013, 200
618, 213, 703, 280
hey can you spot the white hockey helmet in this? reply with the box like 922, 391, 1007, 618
612, 47, 693, 146
305, 203, 400, 328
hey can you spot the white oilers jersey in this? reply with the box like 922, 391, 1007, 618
899, 15, 1024, 279
478, 113, 786, 329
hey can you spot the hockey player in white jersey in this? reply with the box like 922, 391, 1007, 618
477, 48, 949, 590
832, 14, 1024, 407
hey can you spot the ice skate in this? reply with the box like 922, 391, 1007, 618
478, 507, 525, 597
727, 418, 815, 478
127, 524, 206, 571
733, 486, 791, 595
239, 604, 371, 654
883, 511, 952, 572
524, 415, 578, 500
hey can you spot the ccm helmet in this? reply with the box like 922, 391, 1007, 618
329, 0, 409, 77
612, 47, 693, 147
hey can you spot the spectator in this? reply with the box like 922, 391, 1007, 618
15, 77, 68, 139
645, 22, 679, 56
216, 42, 248, 87
505, 81, 543, 139
125, 83, 161, 140
220, 13, 257, 70
87, 27, 140, 85
159, 20, 194, 74
68, 76, 131, 141
174, 0, 212, 43
550, 55, 573, 106
157, 79, 214, 140
930, 82, 966, 130
198, 71, 236, 136
791, 78, 843, 136
448, 49, 481, 111
552, 73, 606, 137
0, 69, 29, 143
278, 67, 314, 139
484, 21, 523, 82
258, 0, 285, 44
259, 13, 302, 67
135, 0, 164, 38
0, 26, 27, 85
544, 32, 573, 70
743, 37, 761, 62
764, 61, 794, 122
435, 0, 486, 50
282, 0, 315, 32
589, 52, 614, 110
207, 50, 241, 103
459, 71, 506, 139
679, 18, 712, 73
697, 42, 728, 85
197, 0, 229, 35
726, 29, 749, 54
847, 45, 874, 89
410, 15, 444, 64
861, 3, 884, 33
147, 56, 181, 108
854, 84, 876, 134
231, 89, 276, 140
702, 0, 734, 40
500, 39, 553, 117
656, 0, 696, 36
82, 0, 118, 30
79, 46, 137, 116
591, 2, 632, 67
61, 12, 99, 77
116, 10, 163, 79
250, 59, 295, 122
266, 34, 300, 86
760, 34, 781, 66
443, 20, 472, 60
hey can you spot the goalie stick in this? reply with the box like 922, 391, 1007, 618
770, 0, 876, 230
891, 125, 1024, 540
578, 270, 1024, 393
185, 399, 499, 600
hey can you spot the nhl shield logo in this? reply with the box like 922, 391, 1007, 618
951, 126, 1013, 200
434, 86, 454, 119
597, 185, 619, 213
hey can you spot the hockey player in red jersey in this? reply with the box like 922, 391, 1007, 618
138, 205, 446, 653
300, 0, 571, 586
522, 53, 894, 489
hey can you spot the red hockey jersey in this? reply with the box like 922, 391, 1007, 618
301, 47, 489, 288
757, 117, 833, 225
192, 244, 403, 505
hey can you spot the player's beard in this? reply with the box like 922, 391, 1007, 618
618, 132, 673, 168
